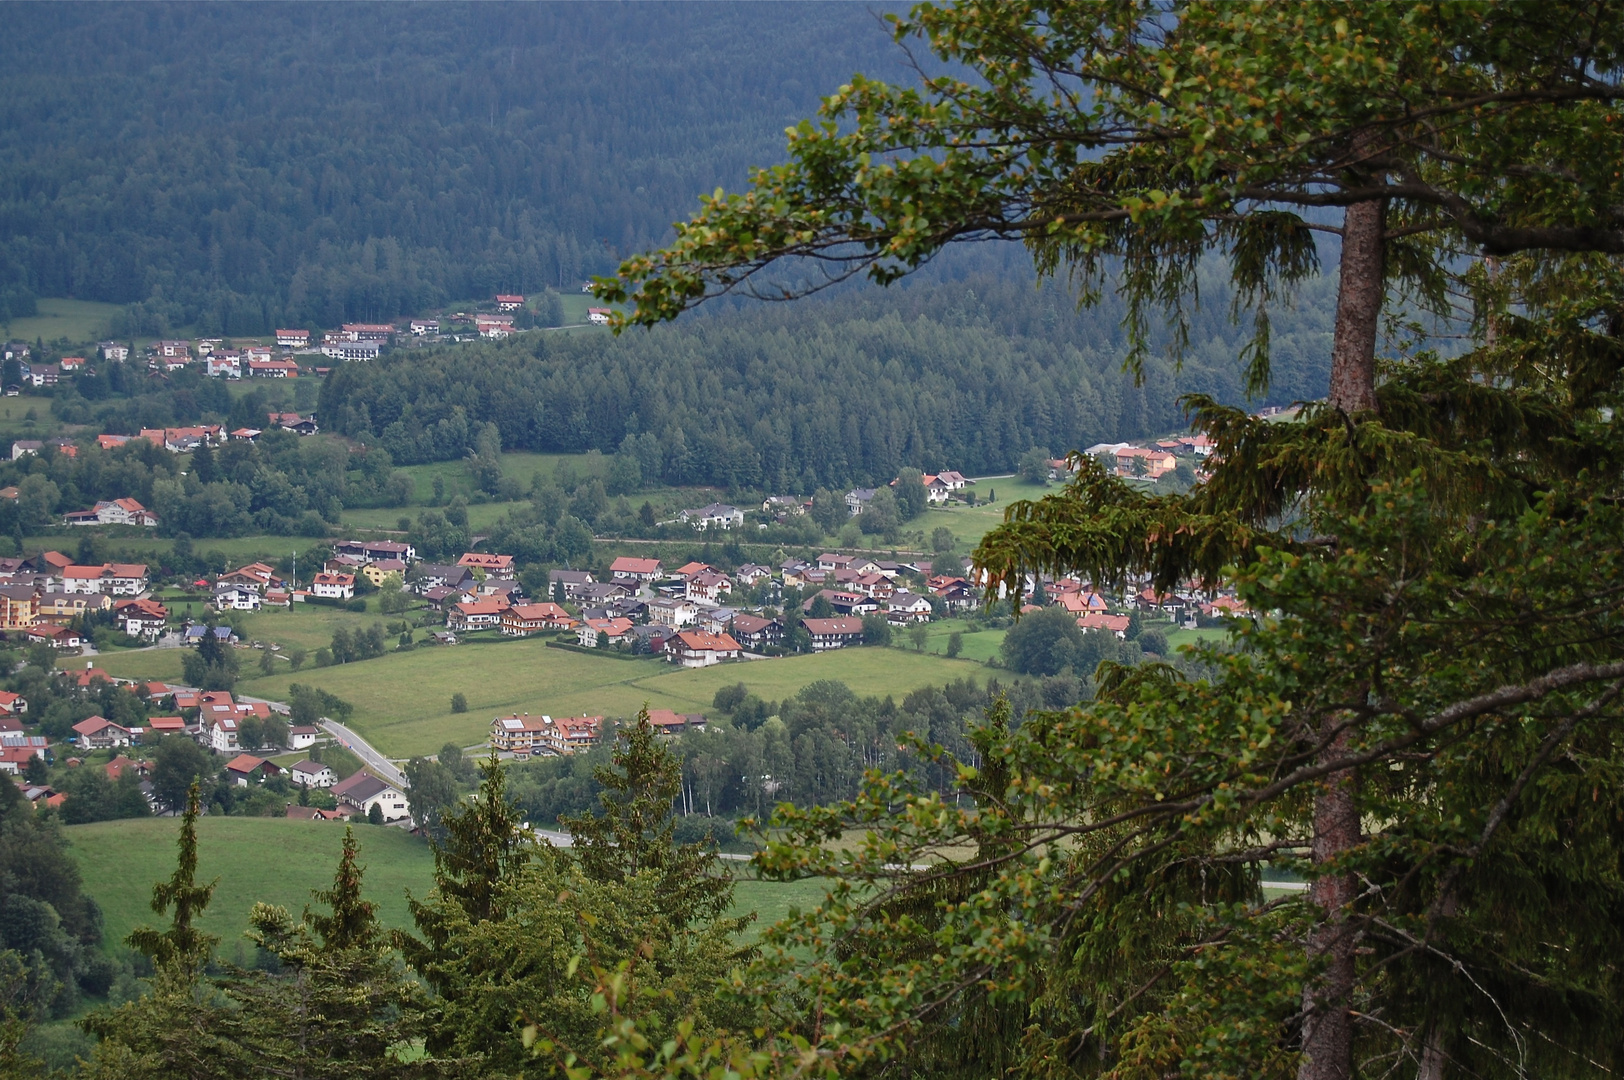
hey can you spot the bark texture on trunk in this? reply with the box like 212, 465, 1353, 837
1415, 1027, 1448, 1080
1328, 197, 1386, 414
1297, 721, 1361, 1080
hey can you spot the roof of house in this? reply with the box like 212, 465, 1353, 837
730, 613, 777, 634
585, 617, 634, 636
457, 553, 514, 569
225, 753, 279, 775
644, 708, 704, 729
802, 616, 866, 636
453, 597, 510, 617
290, 759, 333, 776
609, 556, 662, 575
507, 602, 574, 621
332, 771, 396, 802
313, 572, 355, 586
72, 716, 125, 735
668, 630, 741, 652
548, 569, 592, 583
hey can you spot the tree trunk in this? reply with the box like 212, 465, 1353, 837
1415, 1026, 1448, 1080
1327, 196, 1385, 413
1298, 721, 1361, 1080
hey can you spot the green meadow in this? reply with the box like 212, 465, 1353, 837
68, 816, 830, 957
3, 298, 122, 345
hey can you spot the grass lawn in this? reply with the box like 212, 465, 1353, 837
3, 298, 122, 346
911, 475, 1052, 550
729, 874, 832, 936
61, 648, 187, 683
914, 618, 1007, 663
1163, 626, 1233, 652
66, 817, 437, 956
68, 815, 838, 961
235, 638, 991, 758
343, 498, 528, 533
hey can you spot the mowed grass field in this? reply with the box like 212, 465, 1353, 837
222, 635, 991, 757
3, 298, 122, 344
67, 817, 436, 954
69, 816, 832, 956
913, 475, 1050, 549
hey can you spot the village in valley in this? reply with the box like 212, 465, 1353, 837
0, 295, 1264, 833
0, 415, 1248, 829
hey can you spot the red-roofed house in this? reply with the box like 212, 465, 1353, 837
802, 616, 866, 651
72, 716, 131, 749
1078, 612, 1132, 637
500, 603, 579, 636
663, 629, 741, 667
0, 690, 26, 714
69, 665, 113, 688
457, 553, 514, 573
115, 598, 168, 639
248, 358, 300, 378
275, 329, 310, 349
61, 563, 148, 595
495, 294, 525, 311
577, 618, 634, 648
644, 708, 705, 734
146, 716, 186, 737
311, 572, 355, 600
609, 557, 662, 584
224, 754, 282, 786
67, 497, 158, 527
447, 597, 510, 632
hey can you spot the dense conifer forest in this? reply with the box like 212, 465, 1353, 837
0, 3, 909, 331
322, 265, 1337, 483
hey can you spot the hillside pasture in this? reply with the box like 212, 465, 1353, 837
67, 817, 436, 956
3, 298, 121, 345
69, 817, 831, 957
237, 637, 991, 757
910, 475, 1049, 550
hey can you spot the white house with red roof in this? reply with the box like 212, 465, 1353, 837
275, 329, 310, 349
499, 603, 578, 636
311, 572, 355, 600
72, 716, 131, 749
224, 754, 283, 786
578, 617, 634, 648
663, 629, 741, 667
65, 498, 157, 528
494, 294, 525, 311
802, 616, 866, 651
0, 690, 26, 714
609, 556, 662, 584
61, 562, 148, 595
447, 596, 510, 632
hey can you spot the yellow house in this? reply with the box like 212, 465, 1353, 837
361, 561, 406, 588
37, 591, 114, 624
0, 586, 38, 630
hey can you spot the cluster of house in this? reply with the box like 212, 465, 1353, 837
1054, 434, 1216, 482
206, 540, 417, 613
8, 414, 318, 487
671, 471, 976, 533
487, 706, 705, 760
2, 668, 412, 823
527, 552, 983, 662
0, 551, 158, 649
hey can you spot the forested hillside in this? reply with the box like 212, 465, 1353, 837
0, 3, 904, 332
321, 266, 1337, 485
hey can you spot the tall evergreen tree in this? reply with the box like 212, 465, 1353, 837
561, 708, 735, 930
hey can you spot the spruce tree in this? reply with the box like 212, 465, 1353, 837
561, 707, 733, 929
229, 828, 433, 1080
